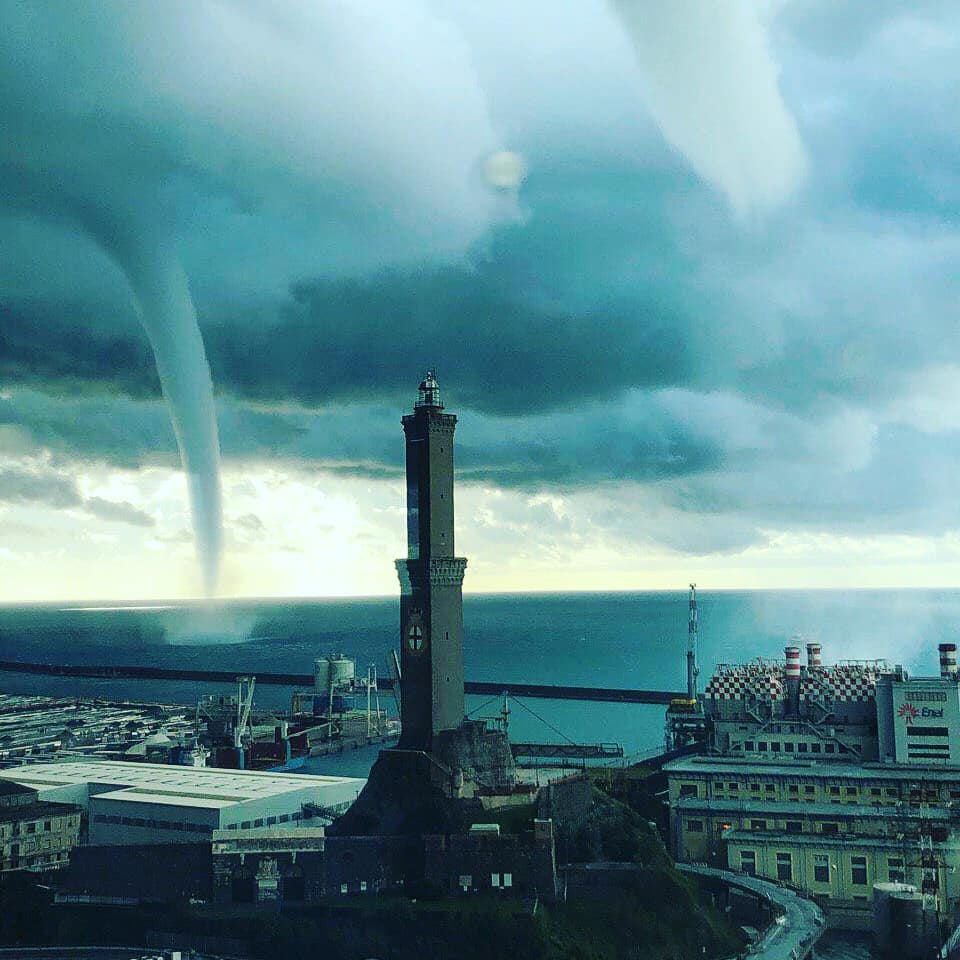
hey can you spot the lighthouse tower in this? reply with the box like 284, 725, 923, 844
396, 372, 467, 750
328, 373, 515, 837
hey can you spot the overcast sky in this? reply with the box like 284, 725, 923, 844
3, 1, 960, 601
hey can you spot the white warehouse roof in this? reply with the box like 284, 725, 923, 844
0, 760, 365, 845
2, 760, 362, 805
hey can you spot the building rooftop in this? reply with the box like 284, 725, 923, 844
675, 796, 958, 821
0, 800, 79, 824
211, 826, 326, 852
0, 779, 36, 799
721, 828, 960, 850
665, 756, 960, 783
212, 825, 326, 842
93, 788, 235, 810
2, 760, 364, 806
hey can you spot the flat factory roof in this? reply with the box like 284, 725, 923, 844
665, 756, 960, 782
2, 760, 364, 806
675, 796, 956, 820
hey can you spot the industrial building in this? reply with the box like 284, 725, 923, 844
1, 760, 364, 845
58, 817, 560, 907
0, 694, 194, 765
665, 640, 960, 930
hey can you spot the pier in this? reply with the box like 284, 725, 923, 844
0, 659, 684, 705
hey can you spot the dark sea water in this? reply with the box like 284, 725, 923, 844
1, 587, 946, 959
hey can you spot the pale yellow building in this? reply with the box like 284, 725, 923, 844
0, 779, 81, 871
665, 755, 960, 927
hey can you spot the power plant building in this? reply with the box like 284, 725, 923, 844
666, 641, 960, 929
1, 761, 364, 846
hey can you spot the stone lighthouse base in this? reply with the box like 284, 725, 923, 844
328, 721, 518, 838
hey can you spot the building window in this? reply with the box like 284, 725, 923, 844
785, 821, 802, 834
788, 785, 799, 795
727, 782, 739, 791
804, 785, 815, 795
771, 742, 781, 753
820, 822, 839, 835
503, 873, 512, 888
765, 784, 776, 794
744, 742, 755, 752
749, 783, 760, 792
758, 742, 768, 752
679, 784, 698, 797
886, 788, 898, 798
811, 743, 822, 754
686, 820, 704, 833
740, 851, 756, 876
491, 873, 500, 888
851, 856, 868, 886
785, 742, 795, 752
888, 858, 905, 883
776, 853, 793, 883
814, 855, 830, 884
870, 788, 882, 797
825, 743, 835, 754
798, 743, 808, 753
458, 875, 472, 891
844, 787, 857, 796
828, 786, 840, 796
340, 883, 348, 895
750, 820, 766, 831
360, 881, 368, 892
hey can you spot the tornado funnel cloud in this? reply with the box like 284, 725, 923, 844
610, 0, 807, 217
88, 226, 224, 597
1, 168, 225, 596
118, 239, 223, 596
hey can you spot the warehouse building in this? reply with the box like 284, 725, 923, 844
1, 760, 364, 845
665, 641, 960, 929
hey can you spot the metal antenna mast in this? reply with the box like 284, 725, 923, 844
687, 583, 700, 701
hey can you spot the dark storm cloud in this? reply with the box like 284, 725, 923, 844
0, 298, 158, 399
0, 466, 81, 509
0, 464, 154, 527
83, 496, 155, 528
5, 1, 960, 557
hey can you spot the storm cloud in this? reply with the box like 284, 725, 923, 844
0, 464, 154, 528
3, 1, 960, 574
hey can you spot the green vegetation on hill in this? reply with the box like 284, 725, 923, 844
568, 786, 671, 865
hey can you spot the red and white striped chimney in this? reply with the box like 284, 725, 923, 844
785, 645, 802, 679
807, 642, 822, 669
785, 644, 801, 714
939, 643, 958, 680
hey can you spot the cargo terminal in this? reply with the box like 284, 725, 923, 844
665, 639, 960, 933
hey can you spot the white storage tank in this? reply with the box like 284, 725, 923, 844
314, 658, 331, 692
328, 655, 355, 687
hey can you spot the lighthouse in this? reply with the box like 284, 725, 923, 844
329, 373, 515, 837
396, 372, 467, 750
